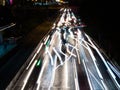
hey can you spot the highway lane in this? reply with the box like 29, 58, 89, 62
6, 7, 120, 90
78, 31, 119, 89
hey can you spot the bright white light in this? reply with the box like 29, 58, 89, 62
56, 0, 60, 2
85, 42, 103, 80
44, 35, 50, 45
48, 55, 57, 89
47, 50, 54, 66
85, 34, 116, 79
36, 43, 43, 54
26, 53, 37, 70
21, 60, 37, 90
53, 47, 63, 65
82, 59, 93, 90
64, 56, 68, 87
36, 56, 49, 90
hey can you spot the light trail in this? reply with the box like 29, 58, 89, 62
107, 61, 120, 79
85, 34, 116, 78
48, 55, 57, 90
44, 35, 50, 45
0, 23, 16, 32
88, 69, 105, 90
53, 47, 63, 65
82, 59, 93, 90
85, 34, 120, 88
79, 37, 94, 49
73, 58, 80, 90
36, 43, 43, 54
21, 60, 37, 90
75, 40, 81, 64
66, 43, 76, 58
64, 56, 68, 87
47, 50, 54, 66
85, 42, 103, 79
36, 55, 49, 90
69, 36, 88, 50
26, 43, 43, 70
26, 53, 37, 70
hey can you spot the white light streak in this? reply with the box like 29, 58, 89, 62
84, 33, 120, 89
36, 43, 43, 54
53, 47, 63, 65
85, 34, 116, 79
73, 59, 80, 90
47, 50, 54, 66
86, 43, 103, 79
88, 69, 105, 90
107, 61, 120, 78
82, 59, 93, 90
21, 60, 37, 90
48, 55, 57, 90
66, 44, 76, 58
64, 55, 68, 87
44, 35, 50, 45
36, 56, 48, 90
26, 53, 37, 70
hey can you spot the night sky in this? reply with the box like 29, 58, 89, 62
69, 0, 120, 64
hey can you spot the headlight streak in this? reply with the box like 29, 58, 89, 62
85, 42, 103, 79
73, 58, 80, 90
36, 43, 43, 54
66, 43, 77, 58
82, 59, 93, 90
21, 60, 37, 90
107, 61, 120, 79
26, 53, 37, 70
87, 69, 105, 90
26, 43, 43, 70
64, 55, 68, 88
69, 35, 88, 50
85, 33, 120, 88
53, 47, 63, 65
48, 55, 57, 90
44, 35, 50, 45
0, 23, 16, 32
36, 55, 49, 90
75, 37, 81, 65
85, 41, 108, 90
46, 49, 54, 66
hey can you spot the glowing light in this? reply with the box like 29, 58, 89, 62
56, 0, 60, 2
10, 0, 13, 5
36, 59, 41, 67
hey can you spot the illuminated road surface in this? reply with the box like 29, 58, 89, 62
6, 8, 120, 90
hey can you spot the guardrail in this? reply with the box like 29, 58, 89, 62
0, 23, 16, 32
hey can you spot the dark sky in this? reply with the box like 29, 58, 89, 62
69, 0, 120, 63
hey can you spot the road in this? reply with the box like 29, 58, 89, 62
6, 8, 120, 90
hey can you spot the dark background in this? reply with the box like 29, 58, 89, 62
69, 0, 120, 65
